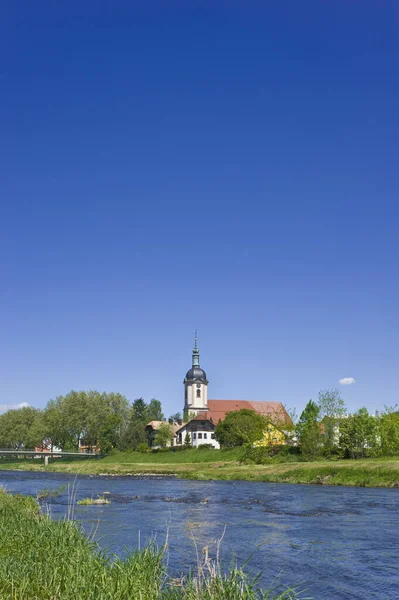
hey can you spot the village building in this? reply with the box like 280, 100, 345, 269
145, 419, 183, 448
146, 336, 291, 449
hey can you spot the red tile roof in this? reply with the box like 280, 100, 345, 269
190, 412, 211, 421
206, 400, 291, 425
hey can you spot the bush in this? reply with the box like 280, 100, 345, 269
241, 445, 300, 464
136, 442, 149, 453
197, 444, 216, 450
240, 446, 272, 465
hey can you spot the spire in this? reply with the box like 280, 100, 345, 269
192, 330, 200, 367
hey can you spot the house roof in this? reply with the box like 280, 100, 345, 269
146, 420, 186, 435
173, 400, 292, 436
145, 420, 164, 430
175, 401, 291, 434
190, 412, 211, 421
207, 400, 291, 425
175, 413, 215, 434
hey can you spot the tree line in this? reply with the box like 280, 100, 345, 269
216, 389, 399, 460
296, 389, 399, 459
2, 387, 399, 459
0, 391, 167, 453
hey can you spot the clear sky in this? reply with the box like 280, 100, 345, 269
1, 1, 398, 418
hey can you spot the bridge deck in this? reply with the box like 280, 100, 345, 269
0, 450, 98, 457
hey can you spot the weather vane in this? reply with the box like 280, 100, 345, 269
194, 329, 198, 348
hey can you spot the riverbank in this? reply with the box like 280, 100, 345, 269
0, 489, 301, 599
1, 450, 399, 487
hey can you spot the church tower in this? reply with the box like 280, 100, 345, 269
183, 333, 209, 417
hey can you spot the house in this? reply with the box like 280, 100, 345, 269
254, 423, 287, 447
145, 419, 183, 448
175, 414, 219, 449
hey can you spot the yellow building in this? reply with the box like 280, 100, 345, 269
254, 423, 287, 447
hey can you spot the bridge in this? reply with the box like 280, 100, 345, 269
0, 449, 101, 465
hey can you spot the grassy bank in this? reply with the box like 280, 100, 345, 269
0, 489, 303, 600
1, 449, 399, 487
0, 448, 399, 487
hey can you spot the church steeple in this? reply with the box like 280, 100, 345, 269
183, 331, 209, 415
192, 330, 200, 367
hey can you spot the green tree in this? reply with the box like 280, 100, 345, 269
118, 398, 165, 451
318, 389, 346, 453
296, 400, 320, 439
119, 418, 147, 451
296, 400, 323, 459
131, 398, 147, 421
44, 390, 129, 452
301, 421, 323, 459
184, 432, 191, 446
380, 409, 399, 456
44, 398, 70, 450
154, 422, 174, 448
215, 409, 267, 447
339, 409, 380, 458
169, 412, 182, 422
98, 392, 129, 451
45, 391, 92, 451
118, 399, 148, 451
146, 399, 164, 422
0, 406, 46, 449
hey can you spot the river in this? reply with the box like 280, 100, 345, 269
0, 470, 398, 599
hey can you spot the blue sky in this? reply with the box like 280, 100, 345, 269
1, 1, 398, 417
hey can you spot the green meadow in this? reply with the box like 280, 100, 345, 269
1, 449, 399, 487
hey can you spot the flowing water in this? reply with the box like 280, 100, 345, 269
1, 470, 398, 599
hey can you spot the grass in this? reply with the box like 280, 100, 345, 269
101, 448, 244, 464
77, 496, 111, 505
36, 484, 66, 500
1, 449, 399, 487
0, 489, 305, 600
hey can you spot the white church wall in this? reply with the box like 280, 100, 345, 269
186, 385, 193, 407
191, 429, 220, 449
188, 382, 208, 412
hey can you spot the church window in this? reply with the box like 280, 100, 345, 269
204, 433, 207, 439
211, 434, 215, 439
193, 433, 196, 440
196, 388, 201, 398
198, 433, 202, 439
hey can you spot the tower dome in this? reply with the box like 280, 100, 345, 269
185, 365, 207, 382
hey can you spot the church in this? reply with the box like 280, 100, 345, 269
147, 336, 290, 449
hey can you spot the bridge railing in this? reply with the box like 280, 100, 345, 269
0, 449, 102, 460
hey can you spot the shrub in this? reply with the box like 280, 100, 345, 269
136, 442, 149, 453
240, 446, 272, 465
241, 445, 300, 464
